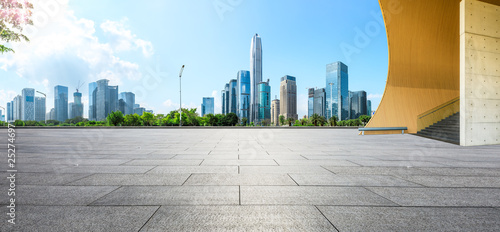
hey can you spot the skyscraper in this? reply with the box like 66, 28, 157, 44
250, 33, 262, 124
94, 79, 118, 121
314, 88, 326, 118
108, 85, 119, 113
201, 97, 214, 116
54, 85, 68, 122
237, 70, 251, 119
221, 89, 226, 115
349, 90, 367, 119
21, 88, 35, 121
326, 61, 349, 120
367, 100, 372, 116
119, 92, 135, 115
88, 82, 98, 121
35, 96, 46, 122
71, 91, 83, 118
308, 88, 314, 118
7, 101, 12, 122
257, 79, 271, 123
228, 79, 238, 114
13, 95, 22, 121
271, 98, 280, 126
280, 75, 298, 121
224, 83, 230, 114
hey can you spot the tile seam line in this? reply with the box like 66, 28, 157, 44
314, 205, 340, 232
137, 205, 162, 232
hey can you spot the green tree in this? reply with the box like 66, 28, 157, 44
225, 113, 239, 126
124, 114, 142, 126
318, 116, 327, 126
107, 111, 124, 126
300, 118, 308, 126
286, 118, 294, 126
141, 112, 155, 126
206, 114, 216, 126
328, 115, 338, 127
1, 0, 34, 53
279, 115, 285, 126
359, 115, 371, 125
310, 114, 320, 126
240, 117, 248, 126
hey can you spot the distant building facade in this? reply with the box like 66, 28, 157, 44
237, 70, 251, 119
279, 75, 298, 121
326, 61, 349, 120
271, 98, 280, 126
257, 79, 271, 123
54, 85, 68, 122
21, 88, 35, 121
308, 88, 314, 118
349, 90, 367, 119
35, 96, 46, 122
119, 92, 135, 115
201, 97, 214, 116
314, 88, 326, 118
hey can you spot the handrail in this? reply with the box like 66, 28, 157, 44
417, 97, 460, 132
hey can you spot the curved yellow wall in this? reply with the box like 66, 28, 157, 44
366, 0, 500, 134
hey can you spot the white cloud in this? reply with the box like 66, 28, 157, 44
368, 93, 383, 100
297, 93, 308, 118
0, 2, 150, 93
100, 18, 154, 57
211, 90, 221, 114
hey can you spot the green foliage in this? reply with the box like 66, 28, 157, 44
337, 119, 362, 127
124, 114, 142, 126
141, 112, 155, 126
24, 120, 37, 126
107, 111, 125, 126
205, 114, 216, 126
45, 120, 59, 126
359, 115, 371, 125
279, 115, 285, 126
286, 118, 294, 126
14, 120, 25, 126
261, 119, 271, 126
329, 116, 338, 127
240, 117, 248, 126
310, 114, 320, 126
225, 113, 239, 126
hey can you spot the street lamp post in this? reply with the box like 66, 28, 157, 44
179, 65, 185, 127
328, 83, 334, 120
36, 91, 47, 124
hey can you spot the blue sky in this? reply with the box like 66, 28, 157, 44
0, 0, 388, 118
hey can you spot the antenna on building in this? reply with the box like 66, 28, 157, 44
76, 81, 85, 93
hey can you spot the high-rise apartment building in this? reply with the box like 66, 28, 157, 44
308, 88, 314, 118
271, 98, 280, 126
257, 79, 271, 123
314, 88, 326, 118
326, 61, 349, 120
88, 82, 98, 121
119, 92, 135, 115
35, 96, 46, 122
21, 88, 35, 121
237, 70, 251, 120
250, 33, 262, 124
201, 97, 214, 116
349, 90, 367, 119
279, 75, 298, 121
54, 85, 68, 122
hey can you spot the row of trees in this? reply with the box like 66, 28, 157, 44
1, 108, 371, 127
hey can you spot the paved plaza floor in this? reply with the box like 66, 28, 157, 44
1, 128, 500, 231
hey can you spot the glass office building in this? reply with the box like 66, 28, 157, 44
21, 88, 35, 121
221, 90, 226, 115
201, 97, 214, 116
7, 102, 12, 122
237, 70, 250, 119
119, 92, 135, 115
54, 85, 68, 122
88, 82, 97, 121
367, 100, 372, 116
314, 88, 326, 118
72, 92, 83, 118
257, 80, 271, 123
308, 88, 314, 118
228, 79, 238, 114
349, 90, 367, 119
35, 97, 46, 122
224, 83, 229, 115
326, 61, 349, 120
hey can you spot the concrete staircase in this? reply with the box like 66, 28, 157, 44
417, 112, 460, 144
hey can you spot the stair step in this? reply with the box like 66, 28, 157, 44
417, 112, 460, 144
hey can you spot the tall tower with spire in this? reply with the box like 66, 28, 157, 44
250, 33, 262, 124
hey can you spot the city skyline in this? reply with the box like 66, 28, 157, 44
0, 1, 388, 118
